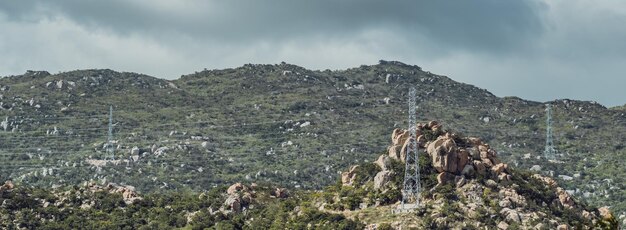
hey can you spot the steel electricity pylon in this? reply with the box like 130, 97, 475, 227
107, 105, 115, 160
400, 87, 421, 210
544, 104, 556, 160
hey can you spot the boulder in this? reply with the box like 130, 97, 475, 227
426, 137, 447, 158
500, 208, 521, 223
1, 180, 14, 191
341, 165, 359, 186
467, 147, 479, 159
582, 210, 595, 220
391, 128, 409, 146
556, 224, 569, 230
461, 164, 475, 177
432, 147, 459, 173
431, 124, 443, 133
467, 137, 482, 146
416, 135, 427, 148
532, 174, 558, 188
457, 149, 469, 172
455, 175, 466, 188
482, 158, 494, 167
499, 188, 527, 207
598, 206, 613, 220
272, 188, 289, 199
436, 172, 456, 186
497, 221, 509, 230
492, 163, 508, 175
478, 144, 490, 155
498, 173, 512, 182
486, 179, 498, 188
556, 188, 575, 209
227, 183, 247, 195
130, 146, 140, 155
473, 160, 487, 176
399, 137, 417, 162
489, 149, 502, 164
388, 145, 402, 160
224, 195, 242, 213
374, 170, 393, 190
529, 165, 542, 171
427, 121, 439, 130
374, 154, 391, 171
427, 136, 462, 174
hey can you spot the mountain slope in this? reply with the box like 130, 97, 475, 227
0, 124, 619, 229
0, 61, 624, 222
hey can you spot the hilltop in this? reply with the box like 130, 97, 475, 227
0, 61, 624, 224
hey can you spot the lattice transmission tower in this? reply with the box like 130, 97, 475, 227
544, 104, 556, 160
106, 105, 115, 160
400, 87, 421, 210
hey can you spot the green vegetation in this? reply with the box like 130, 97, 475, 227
0, 183, 364, 229
0, 61, 624, 219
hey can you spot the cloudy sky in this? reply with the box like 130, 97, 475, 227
1, 0, 625, 107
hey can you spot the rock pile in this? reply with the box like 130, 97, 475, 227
223, 182, 255, 213
383, 121, 511, 188
85, 182, 143, 205
220, 183, 290, 214
425, 132, 510, 187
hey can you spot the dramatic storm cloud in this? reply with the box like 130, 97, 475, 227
0, 0, 625, 106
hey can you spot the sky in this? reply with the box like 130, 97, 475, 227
0, 0, 625, 107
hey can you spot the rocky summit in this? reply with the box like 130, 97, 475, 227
334, 122, 618, 229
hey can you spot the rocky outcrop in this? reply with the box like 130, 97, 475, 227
0, 180, 14, 192
223, 182, 257, 213
374, 154, 391, 171
374, 170, 393, 190
85, 182, 143, 205
341, 165, 359, 186
335, 121, 617, 229
227, 182, 247, 195
270, 187, 290, 199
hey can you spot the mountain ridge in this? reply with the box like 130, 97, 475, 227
0, 61, 624, 224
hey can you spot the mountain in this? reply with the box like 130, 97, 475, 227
0, 125, 619, 229
0, 61, 624, 223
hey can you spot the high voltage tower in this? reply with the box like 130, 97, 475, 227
400, 87, 421, 210
107, 105, 115, 160
544, 104, 557, 160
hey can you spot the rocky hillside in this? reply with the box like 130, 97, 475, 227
331, 122, 618, 229
0, 124, 619, 229
0, 61, 624, 222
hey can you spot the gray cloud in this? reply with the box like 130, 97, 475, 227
0, 0, 625, 106
0, 0, 545, 53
